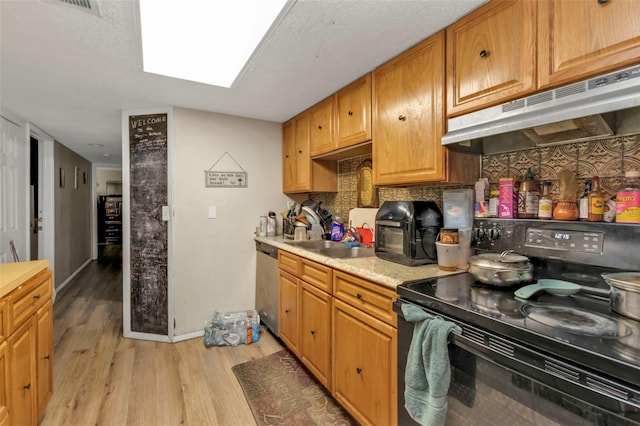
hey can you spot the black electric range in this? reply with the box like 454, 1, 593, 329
396, 218, 640, 425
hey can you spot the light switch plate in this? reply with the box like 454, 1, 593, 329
208, 206, 217, 219
162, 206, 170, 221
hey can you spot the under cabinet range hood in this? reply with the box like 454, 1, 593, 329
442, 65, 640, 154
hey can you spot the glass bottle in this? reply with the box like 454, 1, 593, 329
579, 179, 591, 221
538, 181, 553, 220
517, 168, 539, 218
587, 176, 604, 222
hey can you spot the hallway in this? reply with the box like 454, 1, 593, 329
40, 246, 283, 425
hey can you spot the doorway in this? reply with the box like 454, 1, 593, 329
30, 136, 39, 260
95, 167, 123, 261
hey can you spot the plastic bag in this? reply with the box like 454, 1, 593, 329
204, 310, 260, 347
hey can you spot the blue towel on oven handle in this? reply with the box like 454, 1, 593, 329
401, 303, 462, 426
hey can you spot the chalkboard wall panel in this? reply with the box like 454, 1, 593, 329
129, 113, 169, 335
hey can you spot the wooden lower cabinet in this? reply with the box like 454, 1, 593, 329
278, 251, 333, 389
36, 300, 54, 418
300, 282, 332, 389
0, 265, 53, 425
278, 270, 300, 355
0, 341, 8, 426
332, 298, 397, 426
9, 317, 37, 426
276, 251, 397, 424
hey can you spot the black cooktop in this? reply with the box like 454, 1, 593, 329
398, 272, 640, 388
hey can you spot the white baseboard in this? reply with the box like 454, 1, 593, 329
172, 329, 204, 343
53, 257, 92, 302
123, 330, 172, 343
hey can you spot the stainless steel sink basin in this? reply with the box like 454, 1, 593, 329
285, 240, 343, 250
285, 240, 374, 259
316, 247, 374, 259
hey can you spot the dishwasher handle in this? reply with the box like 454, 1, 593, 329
256, 241, 278, 259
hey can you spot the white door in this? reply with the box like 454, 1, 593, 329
0, 116, 27, 263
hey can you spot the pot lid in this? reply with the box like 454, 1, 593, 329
470, 252, 531, 270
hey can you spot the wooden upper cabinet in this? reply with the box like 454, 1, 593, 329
373, 31, 448, 186
538, 0, 640, 89
310, 95, 336, 157
293, 112, 312, 191
282, 112, 337, 194
337, 74, 372, 149
282, 120, 296, 193
446, 0, 537, 117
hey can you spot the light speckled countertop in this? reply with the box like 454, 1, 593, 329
255, 236, 464, 290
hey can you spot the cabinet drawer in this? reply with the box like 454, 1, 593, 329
333, 271, 397, 327
5, 269, 52, 335
300, 258, 332, 293
278, 250, 300, 276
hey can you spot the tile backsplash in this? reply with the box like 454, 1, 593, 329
311, 134, 640, 215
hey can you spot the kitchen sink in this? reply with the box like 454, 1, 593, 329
316, 247, 374, 259
285, 240, 375, 259
285, 240, 343, 250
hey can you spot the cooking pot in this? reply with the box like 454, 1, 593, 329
468, 251, 533, 287
602, 272, 640, 321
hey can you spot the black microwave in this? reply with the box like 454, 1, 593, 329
374, 201, 442, 266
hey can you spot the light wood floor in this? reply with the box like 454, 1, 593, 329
40, 246, 284, 426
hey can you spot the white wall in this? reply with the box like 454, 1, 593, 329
172, 107, 290, 336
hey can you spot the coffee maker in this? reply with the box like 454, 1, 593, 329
374, 201, 443, 266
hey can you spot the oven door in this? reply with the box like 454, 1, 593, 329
394, 299, 640, 426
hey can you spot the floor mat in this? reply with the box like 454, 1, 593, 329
232, 349, 356, 425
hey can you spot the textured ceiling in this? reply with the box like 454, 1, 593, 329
0, 0, 486, 165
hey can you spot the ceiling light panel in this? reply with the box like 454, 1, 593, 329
138, 0, 288, 88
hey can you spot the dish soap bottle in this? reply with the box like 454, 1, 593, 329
330, 210, 345, 241
616, 170, 640, 223
587, 176, 604, 222
517, 168, 540, 218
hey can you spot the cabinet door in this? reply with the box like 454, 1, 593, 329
282, 120, 296, 193
538, 0, 640, 89
9, 317, 36, 426
337, 74, 372, 148
373, 31, 447, 186
0, 341, 8, 426
446, 0, 536, 116
332, 299, 396, 426
293, 112, 312, 192
300, 282, 332, 389
36, 300, 53, 419
278, 270, 300, 355
310, 96, 336, 157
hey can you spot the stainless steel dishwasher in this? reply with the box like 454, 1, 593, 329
255, 241, 279, 336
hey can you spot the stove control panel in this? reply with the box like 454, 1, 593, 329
473, 218, 637, 270
524, 228, 604, 253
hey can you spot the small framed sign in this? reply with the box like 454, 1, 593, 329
204, 152, 248, 188
205, 171, 247, 188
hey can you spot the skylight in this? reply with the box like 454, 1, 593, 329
138, 0, 288, 88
